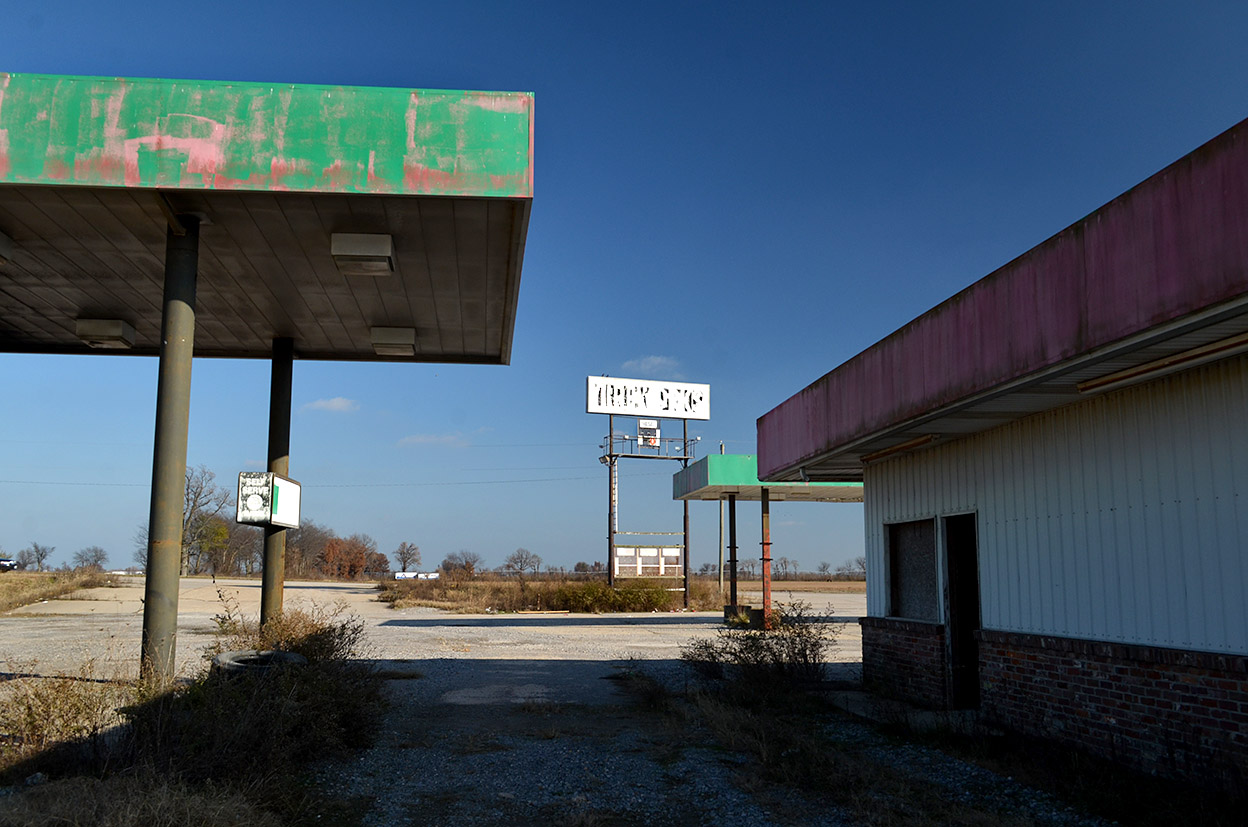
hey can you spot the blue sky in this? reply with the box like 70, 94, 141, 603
3, 2, 1248, 571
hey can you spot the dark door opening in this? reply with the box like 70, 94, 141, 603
944, 513, 981, 709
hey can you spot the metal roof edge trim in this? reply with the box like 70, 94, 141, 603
758, 293, 1248, 482
0, 72, 533, 199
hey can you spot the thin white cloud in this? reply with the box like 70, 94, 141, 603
620, 355, 685, 380
398, 432, 467, 447
301, 397, 360, 413
244, 458, 266, 469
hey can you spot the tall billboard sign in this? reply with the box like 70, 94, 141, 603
586, 377, 710, 420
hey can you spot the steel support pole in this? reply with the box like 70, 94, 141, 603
607, 414, 615, 586
140, 217, 199, 683
260, 337, 293, 627
682, 419, 689, 609
761, 486, 772, 628
728, 494, 738, 609
717, 442, 725, 596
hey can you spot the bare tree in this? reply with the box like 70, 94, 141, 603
441, 550, 483, 579
18, 542, 53, 572
225, 521, 263, 575
133, 524, 149, 568
394, 542, 421, 572
817, 561, 832, 580
504, 548, 542, 577
131, 465, 233, 574
73, 546, 109, 571
835, 556, 867, 579
285, 520, 336, 579
181, 465, 234, 575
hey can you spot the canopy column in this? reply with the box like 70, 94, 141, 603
761, 486, 772, 628
140, 217, 200, 682
261, 337, 294, 626
727, 494, 738, 609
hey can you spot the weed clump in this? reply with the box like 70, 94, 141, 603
680, 601, 833, 695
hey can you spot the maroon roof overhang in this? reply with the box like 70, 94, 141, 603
758, 117, 1248, 482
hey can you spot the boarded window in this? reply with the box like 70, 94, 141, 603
887, 519, 938, 621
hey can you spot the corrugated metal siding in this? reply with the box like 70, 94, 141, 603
864, 355, 1248, 655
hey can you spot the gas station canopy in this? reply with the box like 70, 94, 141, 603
673, 454, 863, 503
0, 73, 533, 362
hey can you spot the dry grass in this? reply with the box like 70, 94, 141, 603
0, 659, 132, 777
0, 599, 385, 824
379, 575, 721, 613
0, 569, 111, 613
0, 775, 283, 826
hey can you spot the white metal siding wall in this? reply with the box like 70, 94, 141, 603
864, 355, 1248, 655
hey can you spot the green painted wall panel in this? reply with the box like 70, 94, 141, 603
0, 73, 533, 198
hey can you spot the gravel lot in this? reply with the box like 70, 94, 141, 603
0, 578, 1110, 825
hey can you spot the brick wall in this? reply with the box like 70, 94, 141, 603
860, 617, 947, 708
978, 629, 1248, 786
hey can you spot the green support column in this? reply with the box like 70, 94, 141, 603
140, 217, 200, 683
261, 337, 294, 627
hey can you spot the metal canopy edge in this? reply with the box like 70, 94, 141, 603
0, 73, 533, 198
673, 454, 863, 502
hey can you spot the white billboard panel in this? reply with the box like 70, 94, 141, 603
586, 376, 710, 420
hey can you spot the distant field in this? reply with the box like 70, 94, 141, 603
0, 570, 109, 613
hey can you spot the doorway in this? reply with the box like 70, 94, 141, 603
944, 513, 981, 709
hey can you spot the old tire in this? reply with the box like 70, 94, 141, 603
211, 649, 308, 678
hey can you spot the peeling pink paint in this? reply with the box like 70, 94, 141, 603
122, 115, 229, 187
466, 91, 530, 115
268, 157, 308, 190
73, 152, 123, 182
319, 159, 359, 190
43, 158, 71, 180
402, 163, 463, 195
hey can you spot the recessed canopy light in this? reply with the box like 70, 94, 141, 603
76, 319, 136, 349
332, 233, 394, 276
370, 327, 416, 357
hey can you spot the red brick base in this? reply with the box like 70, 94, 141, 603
860, 620, 1248, 787
977, 630, 1247, 786
860, 616, 947, 709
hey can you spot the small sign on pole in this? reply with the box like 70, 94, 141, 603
236, 472, 301, 528
638, 418, 660, 447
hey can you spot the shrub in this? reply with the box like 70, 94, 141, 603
379, 576, 719, 613
680, 601, 834, 695
123, 599, 384, 785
